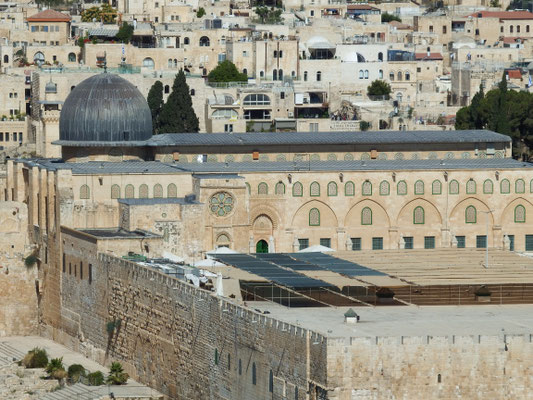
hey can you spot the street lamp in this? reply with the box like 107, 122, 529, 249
479, 209, 494, 269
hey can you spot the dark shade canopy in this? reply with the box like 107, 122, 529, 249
59, 73, 152, 142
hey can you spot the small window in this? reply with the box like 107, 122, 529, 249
379, 181, 390, 196
449, 180, 459, 195
111, 184, 120, 199
215, 349, 219, 365
164, 85, 170, 94
372, 237, 383, 250
351, 238, 361, 251
238, 359, 242, 375
258, 182, 268, 195
362, 181, 372, 196
316, 71, 321, 81
298, 238, 309, 250
465, 205, 477, 224
483, 179, 493, 194
320, 238, 331, 248
80, 262, 83, 280
466, 179, 476, 194
139, 184, 149, 198
500, 179, 510, 194
327, 182, 337, 196
310, 182, 320, 196
184, 37, 190, 45
345, 181, 355, 196
309, 208, 320, 226
432, 180, 442, 195
125, 184, 134, 198
414, 180, 424, 195
413, 206, 425, 224
199, 36, 210, 46
424, 236, 435, 249
515, 205, 526, 223
153, 184, 163, 198
227, 354, 231, 370
515, 179, 525, 194
456, 236, 465, 248
404, 236, 413, 249
275, 182, 285, 195
397, 181, 407, 195
476, 235, 487, 249
361, 207, 372, 225
292, 182, 303, 197
80, 184, 90, 199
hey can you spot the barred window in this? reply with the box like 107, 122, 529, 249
292, 182, 303, 197
139, 184, 149, 198
310, 154, 321, 161
225, 155, 235, 163
483, 179, 493, 194
310, 182, 320, 196
111, 184, 120, 199
449, 180, 459, 195
397, 181, 407, 195
413, 206, 424, 224
275, 182, 285, 195
361, 153, 370, 160
465, 205, 476, 224
327, 153, 337, 161
167, 183, 177, 198
276, 154, 286, 161
379, 180, 390, 195
344, 153, 354, 161
515, 179, 525, 194
466, 179, 476, 194
414, 180, 424, 195
394, 152, 404, 160
362, 181, 372, 196
515, 205, 526, 223
361, 207, 372, 225
153, 184, 163, 198
327, 182, 337, 196
345, 181, 355, 196
125, 184, 134, 198
309, 208, 320, 226
500, 179, 510, 194
80, 184, 90, 199
432, 180, 441, 195
258, 182, 268, 195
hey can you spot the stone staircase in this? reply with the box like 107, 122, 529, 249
39, 383, 102, 400
0, 341, 25, 368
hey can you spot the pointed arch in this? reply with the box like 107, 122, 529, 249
483, 179, 493, 194
413, 206, 425, 224
361, 207, 372, 225
466, 179, 476, 194
292, 182, 303, 197
362, 181, 372, 196
379, 180, 390, 196
345, 181, 355, 196
515, 179, 525, 194
80, 184, 90, 199
500, 179, 510, 194
309, 208, 320, 226
414, 180, 424, 195
125, 184, 134, 198
514, 205, 526, 223
111, 184, 120, 199
139, 184, 149, 198
432, 180, 442, 195
465, 205, 477, 223
327, 181, 337, 196
153, 184, 163, 198
292, 200, 338, 227
275, 182, 285, 195
310, 181, 320, 196
167, 183, 177, 198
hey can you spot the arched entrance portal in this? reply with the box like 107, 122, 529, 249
256, 240, 268, 253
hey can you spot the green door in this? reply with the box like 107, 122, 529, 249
526, 235, 533, 252
256, 240, 269, 253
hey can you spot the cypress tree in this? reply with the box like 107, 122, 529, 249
159, 70, 199, 133
147, 80, 163, 133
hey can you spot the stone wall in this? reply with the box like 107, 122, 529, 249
50, 252, 321, 399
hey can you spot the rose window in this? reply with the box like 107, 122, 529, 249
210, 192, 234, 216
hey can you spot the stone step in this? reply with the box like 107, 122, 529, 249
39, 383, 101, 400
0, 342, 26, 361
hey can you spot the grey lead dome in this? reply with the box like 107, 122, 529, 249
59, 73, 152, 142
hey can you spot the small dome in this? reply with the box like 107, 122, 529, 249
59, 73, 152, 142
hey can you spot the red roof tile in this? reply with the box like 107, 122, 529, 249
503, 36, 528, 44
506, 69, 522, 79
347, 4, 379, 10
466, 10, 533, 20
415, 52, 443, 60
27, 9, 71, 22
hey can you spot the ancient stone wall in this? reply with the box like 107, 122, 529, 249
51, 253, 320, 399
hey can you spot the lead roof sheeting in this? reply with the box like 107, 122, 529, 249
254, 253, 324, 271
291, 253, 386, 277
147, 130, 511, 147
214, 254, 333, 288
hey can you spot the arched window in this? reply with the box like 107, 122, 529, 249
68, 52, 76, 62
465, 205, 476, 224
449, 180, 459, 195
345, 181, 355, 196
245, 182, 251, 195
224, 155, 235, 163
364, 70, 369, 79
278, 69, 283, 80
142, 57, 155, 69
379, 180, 390, 195
378, 69, 383, 79
216, 234, 231, 247
515, 205, 526, 223
310, 154, 321, 161
413, 206, 425, 224
184, 37, 190, 45
397, 71, 402, 81
389, 71, 394, 81
139, 184, 149, 198
414, 180, 424, 195
310, 182, 320, 196
80, 184, 90, 199
466, 179, 476, 194
211, 109, 238, 119
167, 183, 177, 198
125, 184, 134, 198
515, 179, 525, 193
361, 207, 372, 225
309, 208, 320, 226
111, 184, 120, 199
344, 153, 354, 161
276, 154, 286, 161
258, 182, 268, 195
252, 362, 256, 385
173, 59, 177, 67
327, 153, 337, 161
260, 70, 264, 78
362, 181, 372, 196
269, 370, 274, 393
397, 180, 407, 195
3, 54, 8, 63
432, 180, 442, 195
33, 51, 45, 64
359, 70, 364, 79
275, 182, 285, 195
164, 85, 170, 94
405, 71, 410, 81
292, 182, 303, 197
273, 69, 277, 81
500, 179, 510, 194
316, 71, 321, 81
483, 179, 493, 194
243, 68, 248, 76
304, 71, 308, 81
327, 181, 337, 196
243, 94, 270, 105
199, 36, 210, 46
153, 184, 163, 198
378, 52, 383, 61
168, 58, 173, 68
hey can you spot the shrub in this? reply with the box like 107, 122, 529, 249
381, 12, 401, 23
87, 371, 105, 386
196, 7, 206, 18
24, 255, 38, 268
360, 121, 371, 131
46, 357, 67, 380
22, 348, 48, 368
106, 362, 129, 385
67, 364, 86, 383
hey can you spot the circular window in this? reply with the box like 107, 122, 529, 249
210, 192, 234, 217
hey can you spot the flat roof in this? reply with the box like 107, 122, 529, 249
252, 302, 533, 338
118, 197, 200, 205
78, 228, 159, 239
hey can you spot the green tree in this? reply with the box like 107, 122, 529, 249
381, 12, 401, 23
159, 70, 199, 133
367, 80, 391, 97
106, 362, 129, 385
87, 371, 105, 386
147, 81, 164, 133
254, 6, 283, 24
115, 22, 134, 44
196, 7, 206, 18
81, 4, 117, 23
207, 60, 248, 83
